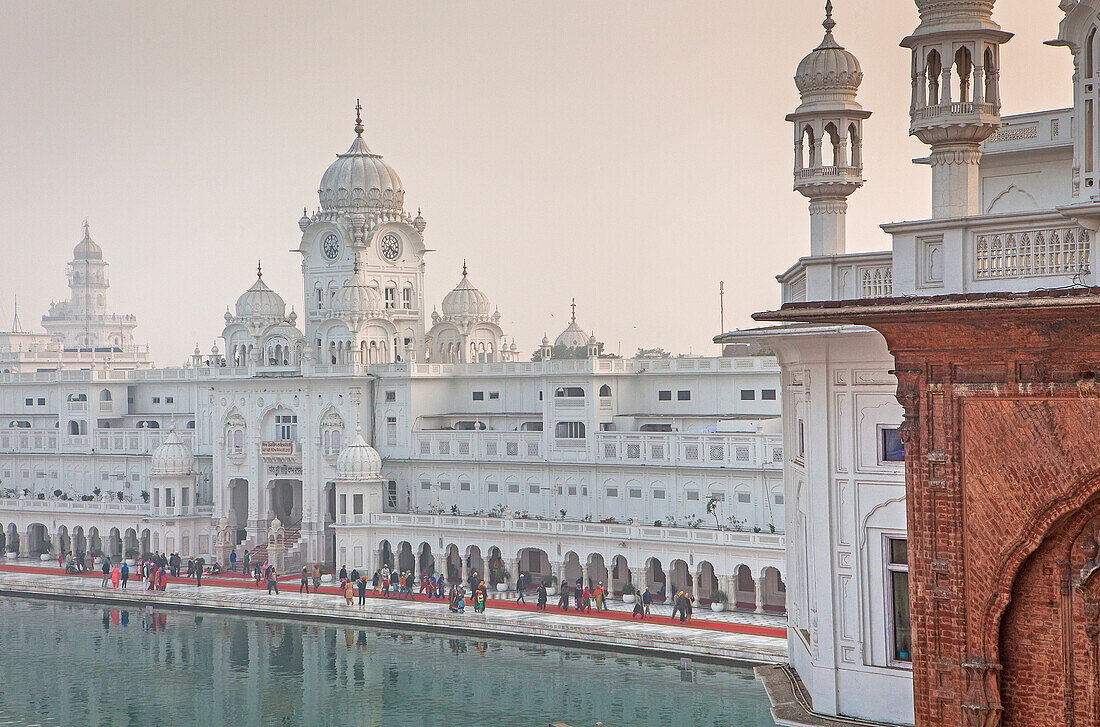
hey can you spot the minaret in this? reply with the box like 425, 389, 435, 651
787, 2, 871, 257
902, 0, 1012, 218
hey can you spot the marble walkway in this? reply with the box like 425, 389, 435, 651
0, 567, 787, 665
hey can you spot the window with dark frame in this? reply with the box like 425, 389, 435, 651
887, 537, 911, 663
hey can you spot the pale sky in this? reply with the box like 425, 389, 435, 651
0, 1, 1074, 364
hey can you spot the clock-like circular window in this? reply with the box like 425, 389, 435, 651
321, 233, 340, 261
380, 233, 401, 262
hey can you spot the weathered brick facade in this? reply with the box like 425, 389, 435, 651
758, 291, 1100, 727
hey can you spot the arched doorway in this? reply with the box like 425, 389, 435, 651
734, 564, 756, 611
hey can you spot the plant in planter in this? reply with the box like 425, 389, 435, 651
541, 574, 559, 595
36, 493, 45, 500
768, 522, 776, 533
727, 516, 744, 531
621, 582, 637, 603
93, 487, 102, 497
706, 494, 723, 530
117, 491, 124, 501
710, 589, 729, 612
124, 548, 139, 560
559, 509, 567, 520
141, 490, 149, 503
53, 489, 63, 498
450, 504, 459, 515
753, 526, 762, 533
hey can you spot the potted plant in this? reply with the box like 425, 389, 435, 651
124, 548, 139, 566
710, 589, 729, 612
492, 567, 510, 592
53, 489, 62, 498
141, 490, 149, 503
542, 574, 558, 596
38, 542, 52, 561
621, 582, 637, 604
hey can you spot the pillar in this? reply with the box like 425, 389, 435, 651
582, 562, 591, 591
510, 557, 522, 591
460, 553, 469, 585
755, 575, 767, 614
692, 570, 701, 602
630, 567, 646, 596
556, 561, 566, 591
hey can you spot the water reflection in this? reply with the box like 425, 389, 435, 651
0, 597, 775, 727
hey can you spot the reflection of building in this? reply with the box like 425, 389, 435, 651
718, 1, 1100, 725
0, 107, 789, 613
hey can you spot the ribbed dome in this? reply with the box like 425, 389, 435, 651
333, 264, 384, 315
74, 222, 103, 261
442, 263, 492, 317
336, 427, 382, 480
318, 111, 404, 213
151, 429, 194, 476
235, 267, 286, 321
555, 320, 590, 349
915, 0, 995, 22
795, 11, 862, 97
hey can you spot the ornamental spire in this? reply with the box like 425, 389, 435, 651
462, 259, 468, 277
816, 0, 842, 49
257, 260, 262, 279
354, 99, 364, 136
570, 297, 577, 323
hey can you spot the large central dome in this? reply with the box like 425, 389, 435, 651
318, 107, 404, 213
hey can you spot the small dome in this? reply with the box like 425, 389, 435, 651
151, 429, 194, 476
554, 300, 591, 349
318, 107, 404, 213
413, 209, 426, 234
333, 263, 384, 315
299, 208, 311, 232
336, 427, 382, 480
74, 222, 103, 261
441, 263, 492, 317
794, 4, 862, 97
235, 265, 286, 321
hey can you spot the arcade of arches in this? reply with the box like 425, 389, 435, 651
358, 539, 785, 612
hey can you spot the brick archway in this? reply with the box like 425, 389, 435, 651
1000, 486, 1100, 726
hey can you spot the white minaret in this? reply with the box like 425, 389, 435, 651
787, 2, 871, 257
903, 0, 1012, 218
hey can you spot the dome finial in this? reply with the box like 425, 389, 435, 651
353, 258, 360, 274
82, 218, 90, 238
816, 0, 841, 49
354, 98, 364, 136
257, 260, 262, 279
462, 259, 468, 277
570, 297, 577, 323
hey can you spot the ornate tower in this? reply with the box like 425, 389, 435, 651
902, 0, 1012, 218
787, 2, 871, 257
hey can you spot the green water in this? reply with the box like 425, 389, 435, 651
0, 596, 776, 726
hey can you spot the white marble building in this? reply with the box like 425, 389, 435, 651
0, 105, 788, 613
718, 0, 1100, 723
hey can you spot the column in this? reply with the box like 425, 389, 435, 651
755, 575, 767, 614
510, 557, 522, 591
582, 562, 590, 591
630, 567, 646, 598
556, 561, 566, 592
692, 571, 701, 602
460, 553, 469, 585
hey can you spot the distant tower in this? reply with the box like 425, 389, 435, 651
903, 0, 1012, 218
787, 1, 871, 256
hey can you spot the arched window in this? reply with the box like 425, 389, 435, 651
824, 122, 841, 167
554, 387, 585, 398
848, 123, 860, 168
802, 125, 816, 169
385, 286, 396, 309
984, 47, 997, 106
599, 384, 612, 397
554, 421, 586, 439
927, 50, 942, 106
403, 286, 413, 309
66, 393, 87, 402
136, 420, 160, 429
954, 46, 973, 103
9, 420, 30, 428
186, 420, 196, 430
68, 420, 87, 435
99, 389, 112, 402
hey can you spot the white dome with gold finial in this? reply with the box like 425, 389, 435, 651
336, 427, 383, 480
318, 101, 404, 213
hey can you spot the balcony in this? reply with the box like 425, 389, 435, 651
412, 431, 543, 462
596, 432, 783, 469
911, 101, 998, 123
0, 497, 151, 516
778, 251, 894, 304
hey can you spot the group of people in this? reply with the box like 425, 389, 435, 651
250, 561, 281, 594
554, 580, 612, 614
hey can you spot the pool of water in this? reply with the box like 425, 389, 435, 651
0, 596, 776, 726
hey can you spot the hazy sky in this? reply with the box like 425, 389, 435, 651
0, 1, 1074, 364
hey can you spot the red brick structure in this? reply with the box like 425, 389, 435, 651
757, 289, 1100, 727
